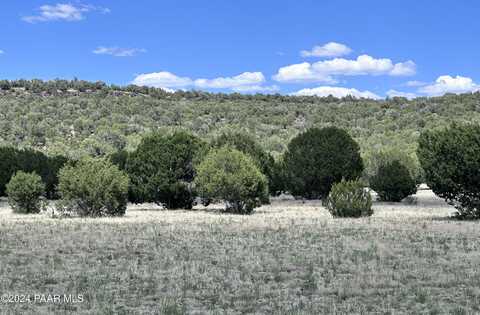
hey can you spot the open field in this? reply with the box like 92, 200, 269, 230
1, 190, 480, 314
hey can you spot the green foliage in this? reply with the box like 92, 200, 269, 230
6, 171, 46, 214
195, 147, 268, 214
370, 160, 417, 202
0, 147, 19, 196
0, 147, 67, 199
323, 179, 373, 218
363, 147, 424, 185
108, 149, 129, 171
212, 132, 279, 197
283, 127, 363, 199
126, 131, 205, 209
1, 79, 480, 167
57, 158, 129, 217
418, 123, 480, 219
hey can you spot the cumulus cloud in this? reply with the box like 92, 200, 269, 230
93, 46, 146, 57
272, 62, 338, 83
194, 72, 265, 89
22, 3, 109, 23
292, 86, 381, 99
132, 71, 193, 88
419, 75, 479, 96
132, 71, 273, 92
301, 42, 352, 58
387, 89, 417, 99
273, 55, 416, 83
389, 61, 417, 76
232, 85, 279, 93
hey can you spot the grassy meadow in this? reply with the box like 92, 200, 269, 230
1, 190, 480, 314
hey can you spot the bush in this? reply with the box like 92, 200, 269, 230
323, 179, 373, 218
363, 147, 424, 185
126, 131, 206, 209
0, 147, 19, 196
6, 171, 46, 214
108, 149, 129, 171
370, 160, 417, 202
57, 158, 129, 217
283, 127, 363, 199
212, 132, 279, 196
0, 147, 68, 199
417, 124, 480, 219
195, 147, 268, 214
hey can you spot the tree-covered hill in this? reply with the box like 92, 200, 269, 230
1, 79, 480, 161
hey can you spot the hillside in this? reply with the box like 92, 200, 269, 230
1, 79, 480, 160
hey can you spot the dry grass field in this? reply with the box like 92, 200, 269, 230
1, 190, 479, 314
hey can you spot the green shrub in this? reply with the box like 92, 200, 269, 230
363, 147, 424, 185
323, 179, 373, 218
57, 158, 129, 217
6, 171, 46, 214
195, 147, 268, 214
211, 132, 279, 196
0, 147, 68, 199
283, 127, 363, 199
417, 124, 480, 219
127, 131, 205, 209
370, 160, 417, 202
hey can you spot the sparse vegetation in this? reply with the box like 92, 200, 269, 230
2, 79, 480, 314
323, 179, 373, 217
56, 158, 129, 217
6, 171, 45, 214
0, 191, 477, 314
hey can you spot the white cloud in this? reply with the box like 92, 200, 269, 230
405, 80, 427, 87
132, 71, 272, 92
232, 85, 279, 93
0, 50, 4, 55
419, 75, 479, 96
301, 42, 352, 58
292, 86, 381, 99
272, 62, 338, 83
273, 55, 416, 83
93, 46, 146, 57
22, 3, 109, 23
132, 71, 193, 88
389, 61, 416, 76
194, 72, 265, 89
387, 89, 417, 99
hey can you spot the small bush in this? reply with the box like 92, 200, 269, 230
370, 160, 417, 202
195, 147, 268, 214
323, 179, 373, 218
57, 158, 129, 217
6, 171, 46, 214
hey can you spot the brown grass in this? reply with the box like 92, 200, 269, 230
0, 191, 479, 314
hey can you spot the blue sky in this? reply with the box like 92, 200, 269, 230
1, 1, 479, 98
